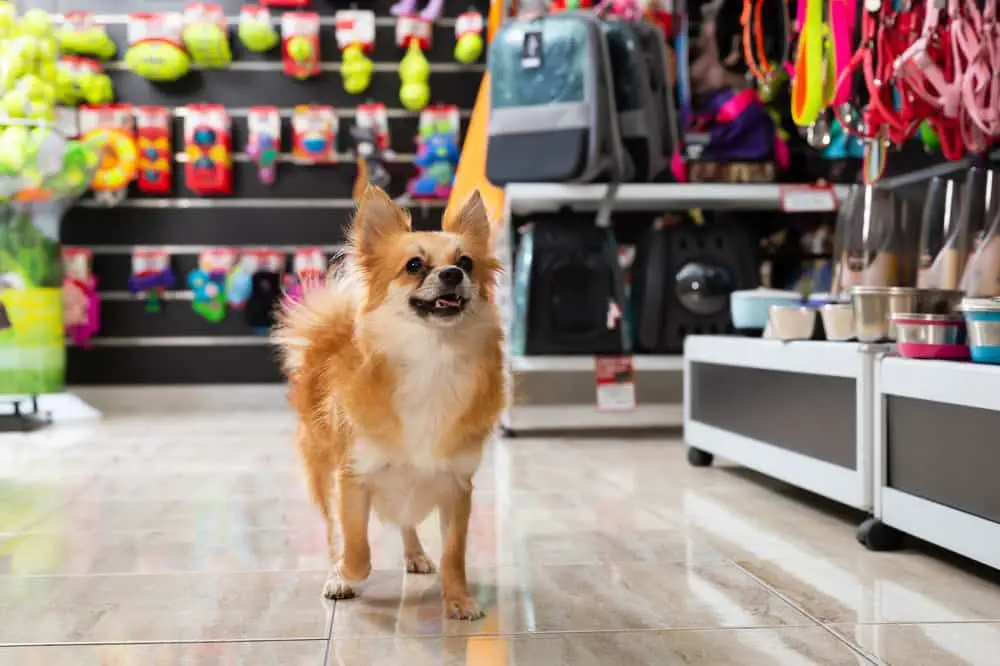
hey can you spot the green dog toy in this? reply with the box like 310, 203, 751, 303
183, 18, 232, 68
399, 41, 431, 112
238, 8, 279, 53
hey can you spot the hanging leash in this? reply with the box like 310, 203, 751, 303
791, 0, 828, 125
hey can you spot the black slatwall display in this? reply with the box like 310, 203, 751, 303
25, 0, 487, 384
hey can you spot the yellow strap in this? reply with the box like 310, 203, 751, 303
790, 0, 826, 126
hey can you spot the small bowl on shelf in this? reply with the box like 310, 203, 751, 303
766, 305, 817, 341
820, 302, 855, 341
959, 298, 1000, 364
891, 313, 969, 360
730, 289, 802, 334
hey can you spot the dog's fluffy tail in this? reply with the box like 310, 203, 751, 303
272, 259, 360, 377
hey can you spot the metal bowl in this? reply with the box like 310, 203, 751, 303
851, 287, 966, 341
890, 313, 966, 345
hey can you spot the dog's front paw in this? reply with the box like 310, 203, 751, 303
444, 595, 485, 621
404, 552, 436, 574
323, 573, 356, 600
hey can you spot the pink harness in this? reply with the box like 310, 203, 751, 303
960, 0, 1000, 136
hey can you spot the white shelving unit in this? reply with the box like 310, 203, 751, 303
683, 336, 876, 511
869, 358, 1000, 562
497, 183, 853, 434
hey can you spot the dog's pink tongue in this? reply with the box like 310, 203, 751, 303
436, 297, 459, 308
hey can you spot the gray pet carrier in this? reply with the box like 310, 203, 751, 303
486, 13, 627, 185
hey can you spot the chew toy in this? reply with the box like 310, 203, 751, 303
408, 105, 459, 199
453, 11, 484, 64
335, 10, 375, 95
62, 248, 99, 347
135, 106, 172, 194
128, 248, 174, 312
125, 12, 190, 82
79, 104, 138, 205
397, 17, 432, 111
247, 106, 281, 185
238, 5, 279, 53
292, 105, 338, 164
57, 11, 116, 59
188, 248, 236, 322
183, 104, 232, 195
281, 11, 320, 80
390, 0, 445, 22
352, 103, 392, 199
182, 3, 232, 69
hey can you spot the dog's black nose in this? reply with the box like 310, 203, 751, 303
439, 266, 464, 287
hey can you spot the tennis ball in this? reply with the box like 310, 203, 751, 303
19, 9, 52, 38
238, 19, 278, 53
54, 68, 77, 105
0, 89, 29, 117
0, 3, 16, 39
37, 60, 56, 84
399, 82, 430, 111
287, 36, 313, 62
16, 73, 45, 99
454, 33, 483, 64
0, 126, 28, 172
399, 41, 430, 83
81, 73, 113, 104
344, 74, 369, 95
35, 36, 58, 63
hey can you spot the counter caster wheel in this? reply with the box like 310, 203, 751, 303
857, 518, 902, 552
687, 447, 714, 467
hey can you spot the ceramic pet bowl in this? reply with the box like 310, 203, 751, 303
766, 305, 816, 341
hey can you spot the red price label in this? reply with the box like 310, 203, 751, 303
595, 355, 635, 412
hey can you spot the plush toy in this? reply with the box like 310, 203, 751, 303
408, 113, 460, 199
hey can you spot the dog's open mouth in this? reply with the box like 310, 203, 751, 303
409, 293, 468, 318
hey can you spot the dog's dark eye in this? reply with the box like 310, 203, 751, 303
457, 255, 474, 273
405, 257, 424, 274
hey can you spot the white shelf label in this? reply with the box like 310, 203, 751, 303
595, 355, 636, 412
780, 185, 838, 213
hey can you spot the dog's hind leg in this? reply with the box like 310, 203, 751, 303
401, 527, 436, 574
324, 469, 372, 600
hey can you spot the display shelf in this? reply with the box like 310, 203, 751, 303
869, 357, 1000, 567
504, 183, 854, 213
511, 355, 684, 372
683, 335, 876, 511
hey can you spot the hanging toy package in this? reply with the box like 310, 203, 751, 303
238, 5, 279, 54
58, 11, 117, 59
62, 248, 100, 348
79, 104, 138, 206
334, 10, 375, 95
128, 248, 175, 312
244, 250, 286, 332
390, 0, 444, 22
182, 3, 232, 69
281, 11, 320, 80
283, 247, 326, 304
125, 12, 190, 82
247, 106, 281, 185
292, 105, 338, 164
408, 104, 459, 199
183, 104, 232, 195
188, 248, 237, 322
453, 10, 483, 64
134, 105, 172, 194
396, 16, 432, 111
352, 102, 392, 197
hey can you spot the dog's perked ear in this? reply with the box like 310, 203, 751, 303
444, 189, 491, 249
350, 185, 411, 254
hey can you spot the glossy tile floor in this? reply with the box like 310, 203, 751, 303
2, 406, 1000, 665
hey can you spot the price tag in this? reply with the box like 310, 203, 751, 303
595, 355, 635, 412
522, 31, 542, 69
780, 185, 838, 213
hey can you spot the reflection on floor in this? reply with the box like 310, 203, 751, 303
1, 408, 999, 665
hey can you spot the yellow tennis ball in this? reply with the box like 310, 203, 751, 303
19, 9, 52, 38
286, 36, 313, 62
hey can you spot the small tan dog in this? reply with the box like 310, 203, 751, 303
273, 186, 506, 620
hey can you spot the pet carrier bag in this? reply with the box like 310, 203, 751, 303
631, 219, 758, 352
633, 21, 677, 177
510, 218, 631, 356
601, 18, 662, 181
487, 13, 627, 184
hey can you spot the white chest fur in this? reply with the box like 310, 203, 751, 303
351, 326, 482, 527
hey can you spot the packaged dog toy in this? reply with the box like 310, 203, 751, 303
62, 248, 99, 348
125, 12, 190, 82
183, 104, 232, 195
182, 3, 232, 69
247, 106, 281, 185
128, 248, 175, 312
281, 11, 320, 79
135, 105, 172, 194
292, 105, 338, 164
335, 10, 375, 94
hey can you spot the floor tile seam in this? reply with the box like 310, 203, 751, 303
727, 560, 881, 665
326, 621, 826, 642
0, 637, 331, 648
321, 600, 336, 666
